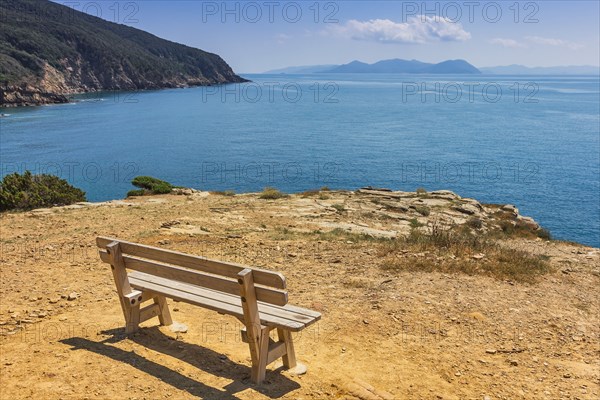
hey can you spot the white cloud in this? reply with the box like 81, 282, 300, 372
275, 33, 291, 45
490, 38, 527, 48
526, 36, 583, 50
328, 17, 471, 44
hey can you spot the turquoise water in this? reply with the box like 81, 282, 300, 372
1, 74, 599, 247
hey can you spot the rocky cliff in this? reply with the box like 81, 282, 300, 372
0, 0, 247, 107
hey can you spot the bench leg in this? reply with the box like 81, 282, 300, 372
124, 304, 141, 334
277, 328, 297, 369
154, 295, 173, 326
250, 326, 270, 384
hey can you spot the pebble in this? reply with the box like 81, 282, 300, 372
510, 360, 519, 366
169, 322, 188, 333
67, 292, 78, 301
485, 349, 497, 354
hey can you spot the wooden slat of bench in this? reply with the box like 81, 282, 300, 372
97, 237, 285, 289
129, 271, 319, 327
129, 272, 320, 332
99, 250, 288, 306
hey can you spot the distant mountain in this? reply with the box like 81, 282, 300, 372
265, 65, 338, 74
325, 59, 481, 74
480, 65, 600, 75
0, 0, 246, 107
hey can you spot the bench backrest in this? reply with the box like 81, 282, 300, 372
96, 237, 288, 306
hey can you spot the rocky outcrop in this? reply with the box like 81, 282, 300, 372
356, 187, 546, 236
0, 84, 69, 107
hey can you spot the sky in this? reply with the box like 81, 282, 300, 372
53, 1, 600, 73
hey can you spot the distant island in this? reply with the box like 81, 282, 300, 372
0, 0, 247, 107
479, 64, 600, 75
266, 59, 481, 74
266, 61, 599, 76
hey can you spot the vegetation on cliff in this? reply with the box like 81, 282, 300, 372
0, 171, 86, 211
0, 0, 246, 106
127, 176, 174, 197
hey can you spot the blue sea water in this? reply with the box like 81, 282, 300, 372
1, 74, 599, 247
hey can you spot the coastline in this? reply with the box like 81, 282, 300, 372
7, 186, 598, 251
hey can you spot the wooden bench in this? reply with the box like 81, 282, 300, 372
96, 237, 321, 384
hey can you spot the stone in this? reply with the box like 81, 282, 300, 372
472, 253, 485, 260
430, 190, 460, 199
502, 204, 519, 214
170, 322, 188, 333
287, 362, 307, 376
485, 349, 497, 354
160, 220, 180, 229
49, 297, 60, 304
517, 216, 539, 230
510, 360, 518, 366
453, 204, 480, 215
67, 292, 78, 301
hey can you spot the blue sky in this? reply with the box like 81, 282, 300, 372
55, 1, 600, 73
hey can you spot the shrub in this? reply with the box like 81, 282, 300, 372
300, 189, 320, 197
332, 203, 345, 213
536, 227, 552, 240
131, 176, 173, 195
415, 205, 431, 216
127, 189, 147, 197
467, 217, 483, 229
211, 190, 235, 196
409, 218, 424, 228
259, 187, 288, 200
0, 171, 86, 211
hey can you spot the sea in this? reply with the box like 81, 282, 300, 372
1, 73, 599, 247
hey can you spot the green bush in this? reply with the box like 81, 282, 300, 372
131, 176, 173, 195
0, 171, 86, 211
127, 189, 147, 197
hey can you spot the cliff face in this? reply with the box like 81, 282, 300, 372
0, 0, 247, 107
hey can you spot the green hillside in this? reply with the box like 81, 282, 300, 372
0, 0, 246, 106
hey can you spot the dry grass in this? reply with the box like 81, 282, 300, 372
259, 187, 288, 200
380, 223, 552, 283
210, 190, 236, 196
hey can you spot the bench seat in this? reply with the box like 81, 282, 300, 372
129, 271, 320, 332
97, 237, 321, 383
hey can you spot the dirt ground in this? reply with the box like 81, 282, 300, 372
1, 191, 598, 399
